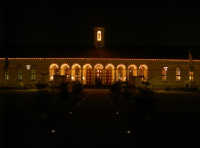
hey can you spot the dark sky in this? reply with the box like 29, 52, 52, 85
2, 1, 200, 58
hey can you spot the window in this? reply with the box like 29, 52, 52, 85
18, 71, 23, 81
26, 65, 31, 70
5, 71, 9, 80
189, 71, 194, 81
97, 31, 102, 41
31, 70, 36, 81
176, 67, 181, 81
161, 67, 168, 80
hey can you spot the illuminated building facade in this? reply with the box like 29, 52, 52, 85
0, 27, 200, 89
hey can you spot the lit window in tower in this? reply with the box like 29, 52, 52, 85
97, 31, 102, 41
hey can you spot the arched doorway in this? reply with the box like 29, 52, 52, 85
105, 64, 115, 85
128, 64, 137, 81
60, 64, 70, 81
71, 64, 81, 82
138, 64, 148, 81
49, 63, 59, 81
83, 64, 92, 85
116, 64, 126, 82
94, 64, 104, 85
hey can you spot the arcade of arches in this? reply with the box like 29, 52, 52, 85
1, 58, 199, 89
49, 63, 148, 85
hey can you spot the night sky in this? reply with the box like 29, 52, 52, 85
2, 1, 200, 58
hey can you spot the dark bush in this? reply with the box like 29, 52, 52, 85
36, 83, 48, 89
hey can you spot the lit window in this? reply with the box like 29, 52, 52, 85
189, 71, 194, 81
26, 65, 31, 70
176, 67, 181, 81
5, 71, 9, 80
97, 31, 102, 41
161, 67, 168, 80
31, 70, 36, 81
18, 71, 23, 81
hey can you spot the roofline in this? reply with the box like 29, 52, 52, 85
0, 57, 200, 62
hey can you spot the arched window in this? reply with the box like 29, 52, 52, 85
161, 67, 168, 80
94, 64, 104, 84
83, 64, 92, 85
105, 64, 115, 85
176, 67, 181, 81
49, 64, 59, 81
138, 65, 148, 81
116, 64, 126, 82
128, 65, 137, 81
71, 64, 81, 81
60, 64, 70, 80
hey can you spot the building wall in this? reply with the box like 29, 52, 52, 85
0, 58, 200, 89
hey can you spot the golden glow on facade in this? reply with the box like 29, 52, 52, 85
116, 64, 126, 81
71, 64, 81, 81
189, 71, 194, 81
161, 67, 168, 81
60, 64, 70, 75
128, 65, 137, 79
49, 64, 59, 80
105, 64, 115, 84
176, 67, 181, 81
138, 64, 148, 81
83, 64, 92, 85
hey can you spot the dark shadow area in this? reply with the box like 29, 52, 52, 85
2, 83, 200, 147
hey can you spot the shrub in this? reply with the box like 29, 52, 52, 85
36, 83, 48, 89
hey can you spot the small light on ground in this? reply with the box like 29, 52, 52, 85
127, 130, 131, 134
51, 129, 56, 134
69, 112, 72, 115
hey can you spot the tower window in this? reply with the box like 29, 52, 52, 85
97, 31, 102, 41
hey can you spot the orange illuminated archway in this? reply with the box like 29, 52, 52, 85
60, 64, 70, 81
49, 63, 59, 80
128, 64, 137, 80
116, 64, 126, 81
94, 64, 104, 84
105, 64, 115, 85
138, 64, 148, 81
71, 64, 81, 81
83, 64, 92, 85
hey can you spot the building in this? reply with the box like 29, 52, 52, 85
1, 27, 200, 89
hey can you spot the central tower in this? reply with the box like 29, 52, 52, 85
94, 27, 105, 48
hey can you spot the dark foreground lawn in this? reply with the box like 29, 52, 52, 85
1, 89, 200, 147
